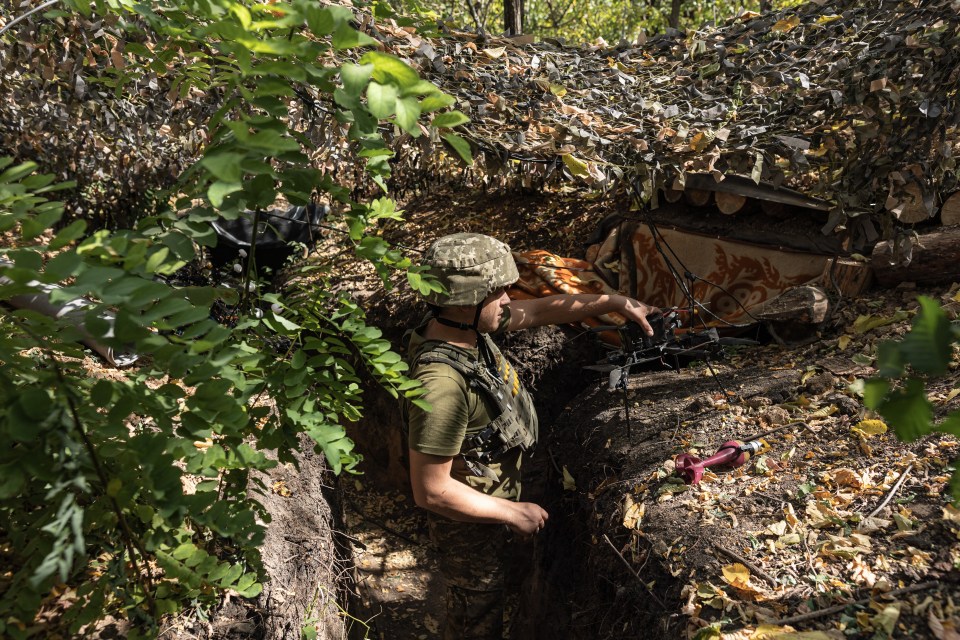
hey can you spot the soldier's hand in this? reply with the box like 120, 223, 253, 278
619, 297, 659, 336
508, 502, 549, 537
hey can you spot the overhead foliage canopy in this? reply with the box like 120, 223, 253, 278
371, 0, 959, 228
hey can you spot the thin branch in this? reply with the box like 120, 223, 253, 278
0, 0, 59, 36
713, 543, 778, 587
764, 581, 938, 628
866, 463, 914, 519
601, 534, 667, 609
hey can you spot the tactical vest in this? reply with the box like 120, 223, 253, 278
405, 332, 539, 478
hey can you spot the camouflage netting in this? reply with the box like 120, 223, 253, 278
379, 0, 960, 222
1, 0, 958, 229
0, 13, 218, 227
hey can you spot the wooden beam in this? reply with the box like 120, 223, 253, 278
715, 191, 747, 215
941, 191, 960, 226
871, 227, 960, 287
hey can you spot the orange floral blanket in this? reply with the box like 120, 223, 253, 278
513, 220, 832, 329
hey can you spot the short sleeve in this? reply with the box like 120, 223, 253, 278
407, 367, 470, 457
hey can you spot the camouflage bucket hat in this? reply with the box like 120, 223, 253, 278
420, 233, 520, 307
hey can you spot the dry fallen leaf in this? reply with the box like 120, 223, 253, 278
622, 494, 645, 530
929, 610, 960, 640
829, 468, 863, 489
852, 419, 888, 437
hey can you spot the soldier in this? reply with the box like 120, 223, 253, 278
404, 233, 656, 639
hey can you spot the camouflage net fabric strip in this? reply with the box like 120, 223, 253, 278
512, 224, 830, 334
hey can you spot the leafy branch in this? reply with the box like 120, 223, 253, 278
861, 296, 960, 498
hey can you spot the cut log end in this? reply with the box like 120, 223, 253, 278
715, 191, 747, 215
941, 191, 960, 227
663, 188, 683, 203
684, 188, 712, 207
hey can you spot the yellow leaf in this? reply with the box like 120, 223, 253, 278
752, 625, 834, 639
771, 15, 801, 33
816, 14, 842, 24
943, 388, 960, 404
549, 83, 567, 97
622, 495, 645, 530
482, 47, 506, 58
562, 154, 590, 177
562, 465, 577, 491
837, 335, 852, 350
852, 419, 887, 437
953, 290, 960, 303
721, 562, 751, 588
943, 504, 960, 522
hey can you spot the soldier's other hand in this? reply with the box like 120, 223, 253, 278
620, 297, 659, 336
509, 502, 549, 537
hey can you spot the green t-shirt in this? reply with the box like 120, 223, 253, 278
405, 316, 524, 501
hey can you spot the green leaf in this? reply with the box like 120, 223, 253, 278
208, 181, 242, 208
49, 220, 87, 250
366, 82, 398, 119
419, 92, 456, 113
431, 110, 469, 128
332, 22, 377, 50
359, 51, 421, 88
900, 296, 952, 375
878, 379, 933, 441
305, 5, 352, 35
441, 133, 473, 165
861, 379, 889, 409
394, 97, 420, 135
340, 63, 374, 97
200, 152, 245, 183
875, 341, 905, 378
0, 161, 39, 184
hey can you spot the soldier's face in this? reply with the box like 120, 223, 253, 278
477, 287, 510, 332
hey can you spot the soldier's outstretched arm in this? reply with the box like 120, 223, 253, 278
507, 293, 657, 335
409, 449, 548, 537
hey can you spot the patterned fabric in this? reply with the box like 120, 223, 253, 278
513, 221, 832, 334
422, 233, 521, 306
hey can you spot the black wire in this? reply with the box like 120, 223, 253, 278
620, 190, 760, 329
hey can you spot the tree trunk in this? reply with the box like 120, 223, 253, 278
871, 227, 960, 287
669, 0, 681, 29
504, 0, 523, 35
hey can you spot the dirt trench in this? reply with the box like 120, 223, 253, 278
342, 288, 960, 640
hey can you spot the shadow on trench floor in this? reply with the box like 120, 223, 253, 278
343, 479, 443, 640
343, 475, 545, 640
